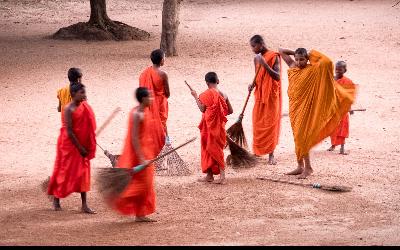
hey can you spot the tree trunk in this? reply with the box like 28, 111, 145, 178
88, 0, 111, 28
160, 0, 182, 57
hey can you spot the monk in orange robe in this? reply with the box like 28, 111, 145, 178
328, 61, 357, 155
190, 72, 233, 184
279, 48, 355, 178
57, 68, 82, 114
248, 35, 282, 165
139, 49, 170, 155
48, 83, 97, 213
110, 87, 158, 222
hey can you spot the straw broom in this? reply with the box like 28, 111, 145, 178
226, 65, 263, 148
256, 177, 352, 192
184, 80, 257, 168
97, 137, 196, 199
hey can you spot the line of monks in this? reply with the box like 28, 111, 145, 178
46, 34, 356, 222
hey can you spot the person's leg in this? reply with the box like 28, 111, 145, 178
286, 157, 304, 175
53, 197, 62, 211
297, 154, 313, 179
268, 152, 277, 165
339, 143, 348, 155
198, 169, 214, 182
213, 166, 226, 185
81, 192, 96, 214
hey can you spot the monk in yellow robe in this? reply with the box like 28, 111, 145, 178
190, 72, 233, 184
279, 48, 355, 178
57, 68, 83, 114
328, 61, 357, 155
248, 35, 282, 165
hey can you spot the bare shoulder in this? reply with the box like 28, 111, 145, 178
133, 109, 144, 122
218, 89, 228, 100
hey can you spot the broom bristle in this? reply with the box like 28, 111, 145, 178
96, 168, 131, 199
155, 144, 191, 176
226, 136, 257, 168
226, 122, 248, 148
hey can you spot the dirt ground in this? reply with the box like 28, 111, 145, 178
1, 0, 400, 246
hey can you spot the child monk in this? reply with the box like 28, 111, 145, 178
139, 49, 170, 155
190, 72, 233, 184
110, 87, 158, 222
248, 35, 282, 165
57, 68, 83, 113
48, 83, 97, 213
328, 61, 356, 155
279, 48, 355, 178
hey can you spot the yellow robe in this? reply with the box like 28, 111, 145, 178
57, 84, 72, 112
288, 50, 355, 160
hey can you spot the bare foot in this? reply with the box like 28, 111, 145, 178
53, 198, 62, 211
268, 155, 277, 165
197, 176, 214, 183
297, 168, 313, 179
327, 146, 335, 151
213, 178, 227, 185
135, 217, 157, 222
81, 206, 97, 214
339, 151, 349, 155
286, 167, 303, 175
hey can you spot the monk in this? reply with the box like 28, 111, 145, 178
139, 49, 170, 155
57, 68, 83, 113
190, 72, 233, 184
248, 35, 282, 165
328, 61, 356, 155
48, 83, 97, 213
111, 87, 158, 222
279, 48, 355, 178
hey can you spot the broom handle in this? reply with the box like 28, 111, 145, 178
96, 142, 105, 152
256, 177, 313, 188
96, 107, 122, 137
149, 137, 196, 164
350, 108, 366, 112
239, 65, 263, 118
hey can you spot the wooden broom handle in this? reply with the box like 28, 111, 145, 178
96, 107, 122, 137
350, 108, 366, 112
148, 137, 196, 164
239, 65, 263, 117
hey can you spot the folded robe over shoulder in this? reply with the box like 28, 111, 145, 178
287, 50, 356, 160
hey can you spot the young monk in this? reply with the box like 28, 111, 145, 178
139, 49, 170, 155
328, 61, 356, 155
279, 48, 355, 178
57, 68, 83, 113
190, 72, 233, 184
48, 83, 97, 213
110, 87, 158, 222
248, 35, 282, 165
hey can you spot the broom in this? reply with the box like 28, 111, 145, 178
226, 65, 263, 148
226, 136, 258, 168
97, 137, 196, 198
256, 177, 352, 192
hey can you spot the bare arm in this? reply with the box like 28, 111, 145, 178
225, 96, 233, 115
57, 100, 61, 112
131, 111, 146, 164
161, 71, 170, 98
278, 48, 296, 68
191, 90, 206, 113
66, 105, 87, 157
254, 55, 281, 81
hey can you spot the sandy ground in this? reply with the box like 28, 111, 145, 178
0, 0, 400, 246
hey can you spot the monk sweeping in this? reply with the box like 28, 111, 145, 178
110, 87, 158, 222
328, 61, 357, 155
57, 68, 83, 113
190, 72, 233, 184
279, 48, 355, 178
48, 83, 97, 213
139, 49, 170, 155
248, 35, 282, 165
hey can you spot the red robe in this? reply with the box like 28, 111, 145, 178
252, 50, 282, 155
48, 101, 96, 198
111, 107, 157, 216
330, 76, 356, 146
198, 88, 229, 175
139, 66, 168, 155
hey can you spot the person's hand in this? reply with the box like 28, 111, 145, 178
79, 147, 88, 157
248, 83, 255, 92
191, 89, 198, 99
350, 110, 354, 115
165, 136, 171, 146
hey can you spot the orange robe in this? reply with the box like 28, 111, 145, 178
111, 107, 157, 216
252, 50, 282, 155
330, 76, 356, 146
139, 66, 168, 155
287, 50, 356, 160
48, 101, 96, 198
198, 88, 229, 175
57, 84, 72, 113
